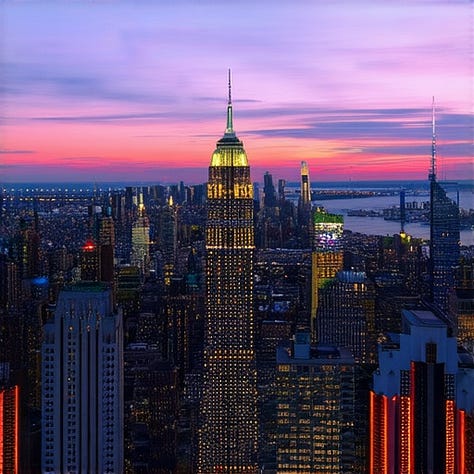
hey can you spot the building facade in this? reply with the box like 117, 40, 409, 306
41, 282, 123, 473
0, 385, 19, 474
369, 308, 472, 473
310, 208, 344, 336
317, 270, 376, 364
275, 333, 355, 473
198, 74, 258, 473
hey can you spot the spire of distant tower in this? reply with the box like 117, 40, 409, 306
225, 69, 234, 134
429, 96, 437, 182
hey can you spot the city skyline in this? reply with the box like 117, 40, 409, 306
1, 1, 473, 184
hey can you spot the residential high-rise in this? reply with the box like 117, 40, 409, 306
198, 72, 258, 473
41, 282, 123, 473
429, 98, 460, 315
300, 161, 311, 206
275, 332, 355, 473
369, 308, 473, 473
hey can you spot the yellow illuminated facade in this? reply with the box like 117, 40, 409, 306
311, 209, 344, 336
300, 161, 311, 205
275, 335, 355, 473
198, 74, 258, 473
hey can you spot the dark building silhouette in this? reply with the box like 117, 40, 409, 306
263, 171, 277, 208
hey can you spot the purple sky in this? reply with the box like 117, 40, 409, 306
1, 0, 472, 184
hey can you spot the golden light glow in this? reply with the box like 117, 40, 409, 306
211, 148, 248, 167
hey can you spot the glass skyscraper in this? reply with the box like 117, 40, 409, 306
198, 74, 258, 473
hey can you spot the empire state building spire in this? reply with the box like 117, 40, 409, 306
225, 68, 234, 134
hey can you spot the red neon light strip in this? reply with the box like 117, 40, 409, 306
14, 386, 19, 474
459, 410, 465, 474
0, 390, 4, 474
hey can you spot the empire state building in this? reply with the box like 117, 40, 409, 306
198, 72, 258, 473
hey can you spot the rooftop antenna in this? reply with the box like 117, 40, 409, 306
429, 96, 436, 182
225, 68, 234, 134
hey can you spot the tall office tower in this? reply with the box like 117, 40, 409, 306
369, 308, 473, 473
298, 161, 312, 248
0, 254, 20, 309
0, 385, 20, 474
263, 171, 277, 208
275, 332, 355, 473
198, 72, 258, 473
258, 320, 292, 469
131, 194, 150, 276
456, 256, 474, 351
41, 282, 123, 474
310, 208, 344, 336
278, 179, 286, 202
159, 196, 177, 286
316, 270, 376, 364
300, 161, 311, 206
429, 99, 460, 315
99, 215, 115, 283
80, 239, 101, 281
124, 346, 179, 472
15, 218, 41, 280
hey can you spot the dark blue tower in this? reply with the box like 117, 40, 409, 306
429, 98, 460, 315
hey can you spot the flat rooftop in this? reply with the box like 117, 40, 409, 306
62, 281, 110, 293
403, 309, 446, 328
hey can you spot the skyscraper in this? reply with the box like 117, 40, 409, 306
198, 72, 258, 473
159, 196, 177, 286
41, 282, 123, 473
429, 98, 460, 315
275, 332, 355, 473
298, 161, 312, 247
80, 239, 101, 281
300, 161, 311, 206
369, 308, 473, 473
310, 208, 344, 336
263, 171, 277, 208
131, 193, 150, 276
99, 215, 115, 283
316, 270, 376, 364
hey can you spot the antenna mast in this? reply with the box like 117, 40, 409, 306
225, 69, 234, 134
429, 96, 436, 182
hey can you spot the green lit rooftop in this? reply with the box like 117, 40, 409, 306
313, 210, 344, 224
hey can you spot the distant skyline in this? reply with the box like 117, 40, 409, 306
1, 1, 472, 184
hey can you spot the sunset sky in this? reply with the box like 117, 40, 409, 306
1, 0, 472, 184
